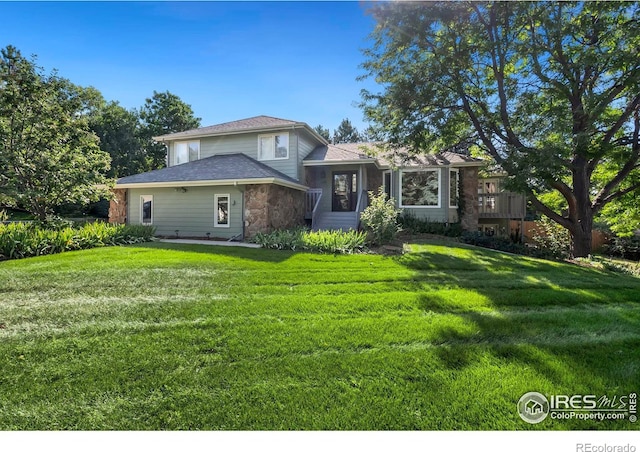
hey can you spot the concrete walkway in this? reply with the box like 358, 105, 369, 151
159, 239, 261, 248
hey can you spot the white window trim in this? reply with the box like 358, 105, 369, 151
140, 195, 153, 225
214, 194, 230, 228
449, 168, 459, 208
173, 140, 200, 166
258, 132, 289, 161
399, 168, 441, 208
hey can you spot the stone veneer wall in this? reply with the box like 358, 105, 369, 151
460, 167, 479, 231
244, 184, 305, 238
109, 189, 127, 224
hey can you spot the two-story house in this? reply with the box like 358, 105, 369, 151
109, 115, 486, 239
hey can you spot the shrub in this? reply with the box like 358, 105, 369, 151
252, 227, 306, 251
301, 229, 367, 254
399, 213, 463, 237
359, 188, 401, 245
602, 236, 640, 261
530, 217, 572, 259
252, 228, 367, 254
0, 222, 155, 261
461, 231, 530, 255
0, 209, 7, 222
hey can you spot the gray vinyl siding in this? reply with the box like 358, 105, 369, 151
297, 130, 320, 179
167, 131, 298, 180
128, 186, 243, 239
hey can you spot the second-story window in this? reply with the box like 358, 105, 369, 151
174, 141, 200, 165
258, 133, 289, 160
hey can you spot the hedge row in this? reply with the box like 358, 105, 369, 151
0, 222, 155, 261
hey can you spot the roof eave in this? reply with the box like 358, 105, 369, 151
114, 177, 308, 191
303, 159, 378, 167
153, 122, 327, 144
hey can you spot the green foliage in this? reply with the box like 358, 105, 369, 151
460, 231, 531, 256
313, 124, 331, 142
0, 45, 112, 220
359, 187, 401, 245
530, 217, 573, 260
332, 118, 362, 144
598, 192, 640, 238
0, 221, 155, 261
252, 227, 367, 254
0, 209, 7, 222
360, 2, 640, 256
139, 90, 201, 170
88, 100, 145, 178
603, 236, 640, 261
574, 255, 640, 278
398, 213, 463, 237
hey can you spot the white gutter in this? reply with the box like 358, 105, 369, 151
114, 177, 308, 192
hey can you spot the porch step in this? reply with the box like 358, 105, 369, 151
313, 212, 360, 231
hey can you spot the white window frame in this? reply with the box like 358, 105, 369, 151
449, 168, 459, 208
214, 194, 230, 228
173, 140, 200, 166
140, 195, 153, 225
258, 132, 289, 161
399, 168, 441, 208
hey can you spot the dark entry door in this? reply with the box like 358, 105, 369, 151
332, 171, 357, 212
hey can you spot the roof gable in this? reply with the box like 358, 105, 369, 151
153, 115, 327, 145
116, 153, 302, 187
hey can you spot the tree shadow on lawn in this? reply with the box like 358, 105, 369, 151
134, 241, 296, 264
397, 246, 640, 428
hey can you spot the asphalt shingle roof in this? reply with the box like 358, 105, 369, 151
116, 153, 301, 185
304, 143, 377, 162
154, 116, 301, 141
304, 142, 482, 167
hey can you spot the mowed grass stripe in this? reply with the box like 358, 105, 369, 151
0, 242, 639, 429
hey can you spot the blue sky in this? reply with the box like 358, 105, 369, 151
1, 1, 379, 132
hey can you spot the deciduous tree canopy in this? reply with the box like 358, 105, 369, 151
0, 46, 111, 220
360, 1, 640, 256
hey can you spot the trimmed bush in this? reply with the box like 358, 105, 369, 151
0, 222, 155, 261
461, 231, 530, 255
399, 213, 463, 237
252, 228, 367, 254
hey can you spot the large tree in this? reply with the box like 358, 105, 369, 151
139, 90, 201, 170
313, 124, 331, 142
0, 46, 111, 220
332, 118, 363, 144
89, 100, 144, 178
360, 1, 640, 256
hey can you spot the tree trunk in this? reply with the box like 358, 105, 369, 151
572, 220, 593, 258
571, 156, 594, 258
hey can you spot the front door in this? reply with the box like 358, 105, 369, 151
332, 171, 357, 212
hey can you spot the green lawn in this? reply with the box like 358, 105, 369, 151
0, 241, 639, 430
